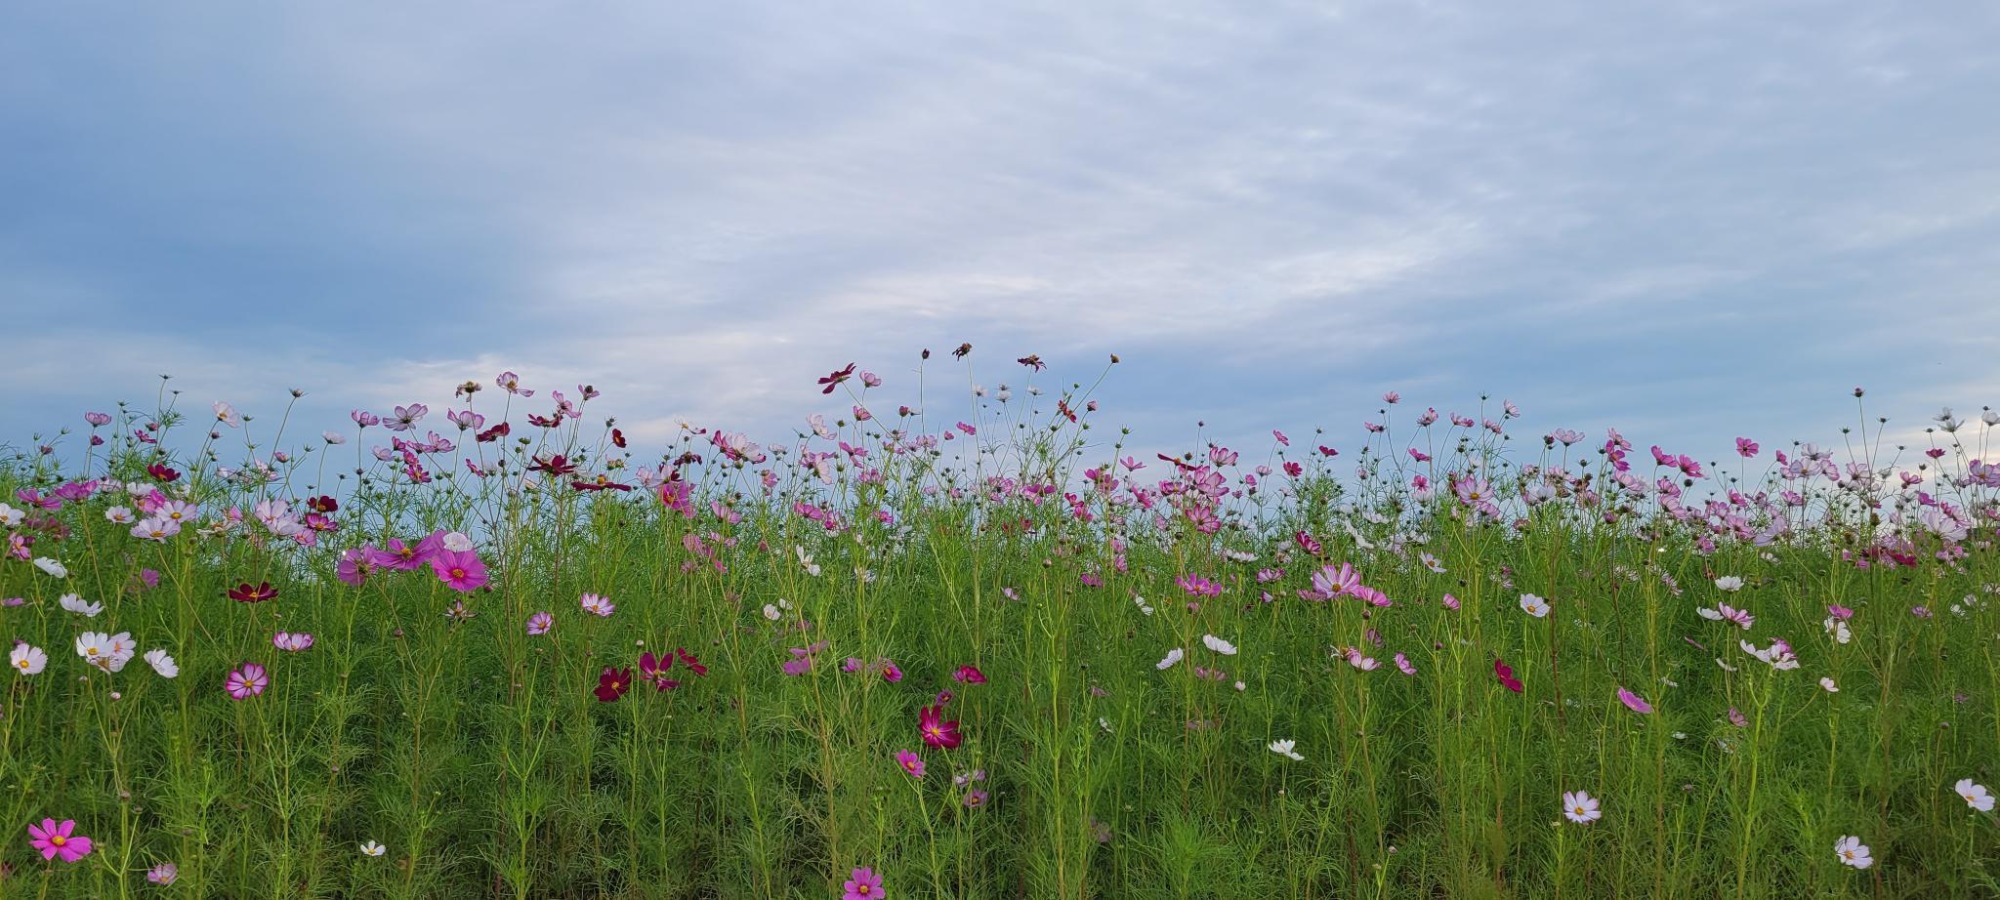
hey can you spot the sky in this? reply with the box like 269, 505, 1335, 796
4, 2, 1999, 480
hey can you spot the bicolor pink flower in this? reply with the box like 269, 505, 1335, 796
225, 663, 268, 700
28, 819, 92, 862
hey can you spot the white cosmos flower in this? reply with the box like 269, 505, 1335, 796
1561, 790, 1602, 824
1714, 576, 1744, 592
1955, 778, 1995, 812
75, 631, 110, 664
360, 840, 386, 857
145, 649, 178, 678
1202, 634, 1238, 655
58, 593, 102, 617
1834, 835, 1872, 869
1820, 677, 1838, 692
1268, 739, 1304, 761
1156, 647, 1185, 670
441, 531, 475, 552
1520, 594, 1551, 618
1824, 617, 1852, 644
10, 643, 47, 676
32, 557, 67, 578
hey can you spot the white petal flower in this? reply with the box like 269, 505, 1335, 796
1520, 594, 1551, 618
145, 649, 178, 678
10, 644, 47, 676
1156, 647, 1185, 670
1714, 576, 1744, 592
1268, 739, 1304, 761
1202, 634, 1238, 655
1834, 835, 1872, 869
33, 557, 67, 578
360, 840, 386, 857
1561, 790, 1602, 824
58, 593, 102, 617
1820, 677, 1838, 692
1956, 778, 1995, 812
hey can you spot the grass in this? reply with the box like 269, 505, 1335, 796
1, 358, 1997, 898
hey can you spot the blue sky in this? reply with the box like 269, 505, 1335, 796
4, 2, 1999, 475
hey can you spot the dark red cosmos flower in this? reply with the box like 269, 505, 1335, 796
305, 495, 338, 514
475, 421, 511, 443
1494, 657, 1523, 694
1017, 354, 1045, 371
595, 667, 634, 702
952, 665, 987, 685
1056, 399, 1078, 423
146, 463, 181, 483
528, 454, 577, 476
571, 475, 633, 493
639, 652, 679, 691
919, 705, 962, 749
228, 582, 278, 603
526, 414, 559, 428
610, 428, 626, 449
675, 647, 707, 676
818, 363, 857, 395
1317, 446, 1339, 458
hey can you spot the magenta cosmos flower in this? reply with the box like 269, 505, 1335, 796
225, 663, 269, 700
28, 819, 93, 862
894, 749, 925, 779
842, 866, 884, 900
429, 549, 488, 592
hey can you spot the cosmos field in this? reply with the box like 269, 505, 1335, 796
3, 354, 1998, 898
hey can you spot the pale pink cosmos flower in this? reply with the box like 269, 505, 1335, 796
580, 593, 615, 617
527, 612, 553, 635
273, 632, 315, 652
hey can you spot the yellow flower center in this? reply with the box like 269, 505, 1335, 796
50, 835, 66, 847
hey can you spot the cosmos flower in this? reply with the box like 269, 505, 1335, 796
1955, 779, 1995, 812
527, 612, 553, 635
225, 663, 269, 700
919, 705, 962, 750
144, 649, 178, 678
27, 819, 92, 862
581, 593, 616, 617
10, 643, 47, 676
894, 749, 925, 779
1268, 739, 1304, 761
1202, 634, 1238, 655
1833, 836, 1872, 869
842, 867, 884, 900
1520, 594, 1551, 618
1561, 791, 1601, 824
1616, 687, 1653, 714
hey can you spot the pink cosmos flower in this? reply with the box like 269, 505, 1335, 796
28, 819, 92, 862
894, 749, 925, 779
429, 549, 488, 592
843, 866, 884, 900
527, 612, 552, 635
1616, 687, 1653, 714
226, 663, 269, 700
272, 632, 315, 652
953, 665, 987, 684
581, 593, 615, 617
